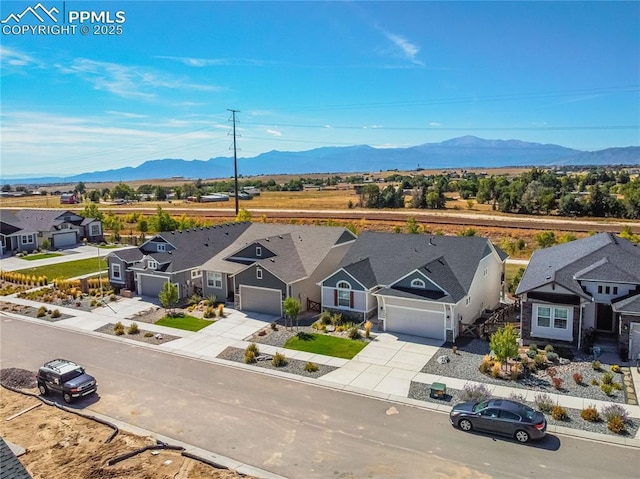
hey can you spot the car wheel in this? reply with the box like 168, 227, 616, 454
514, 430, 530, 443
458, 419, 473, 432
38, 384, 48, 396
63, 392, 73, 404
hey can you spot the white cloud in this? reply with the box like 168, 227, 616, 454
429, 122, 441, 127
157, 56, 269, 67
267, 129, 282, 137
375, 26, 424, 66
0, 45, 40, 67
106, 111, 148, 118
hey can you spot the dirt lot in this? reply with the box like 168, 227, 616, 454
0, 378, 253, 479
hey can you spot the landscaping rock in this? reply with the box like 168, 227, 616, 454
437, 355, 450, 364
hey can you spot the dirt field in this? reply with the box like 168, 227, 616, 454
0, 386, 253, 479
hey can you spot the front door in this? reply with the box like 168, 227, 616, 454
596, 303, 613, 331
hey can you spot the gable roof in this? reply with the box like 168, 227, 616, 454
0, 211, 37, 236
0, 436, 32, 479
14, 209, 80, 231
516, 233, 640, 297
201, 223, 357, 283
338, 231, 502, 302
135, 222, 252, 273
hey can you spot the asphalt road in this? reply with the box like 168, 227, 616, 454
2, 316, 639, 479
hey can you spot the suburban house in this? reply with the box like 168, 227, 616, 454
319, 232, 507, 341
515, 232, 640, 360
0, 209, 103, 254
60, 192, 80, 204
107, 222, 252, 299
200, 224, 357, 317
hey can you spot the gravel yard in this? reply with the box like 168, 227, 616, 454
95, 323, 181, 345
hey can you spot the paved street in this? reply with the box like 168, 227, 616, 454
2, 317, 640, 479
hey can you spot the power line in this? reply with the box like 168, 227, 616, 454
228, 109, 240, 215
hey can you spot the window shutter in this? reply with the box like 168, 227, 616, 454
334, 289, 338, 306
350, 291, 354, 309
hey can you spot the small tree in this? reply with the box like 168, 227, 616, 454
489, 323, 519, 371
236, 208, 252, 223
283, 296, 301, 331
159, 282, 179, 315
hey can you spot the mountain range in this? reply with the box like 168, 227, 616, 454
5, 136, 639, 185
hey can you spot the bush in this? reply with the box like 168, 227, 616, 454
608, 416, 626, 434
526, 349, 537, 359
311, 320, 326, 331
114, 322, 125, 335
510, 364, 520, 380
551, 405, 569, 421
612, 382, 622, 390
244, 350, 256, 364
611, 364, 622, 373
601, 404, 629, 423
127, 322, 139, 334
348, 325, 361, 340
600, 383, 613, 396
544, 344, 555, 353
528, 343, 538, 352
319, 311, 332, 325
304, 362, 319, 373
217, 303, 224, 317
592, 360, 601, 371
581, 405, 601, 422
534, 393, 554, 413
246, 342, 259, 355
203, 306, 216, 319
479, 357, 492, 374
508, 392, 526, 402
270, 322, 278, 330
51, 309, 61, 318
491, 362, 502, 378
551, 377, 563, 390
296, 331, 313, 341
591, 378, 599, 386
144, 332, 154, 338
36, 306, 47, 318
572, 372, 583, 384
602, 372, 614, 385
272, 352, 288, 367
460, 383, 492, 402
534, 354, 546, 368
546, 351, 559, 362
364, 320, 372, 338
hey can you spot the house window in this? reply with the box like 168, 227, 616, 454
536, 306, 551, 327
191, 269, 202, 279
256, 268, 263, 280
157, 244, 166, 252
60, 223, 69, 229
411, 278, 426, 288
256, 246, 262, 257
465, 296, 471, 306
605, 286, 610, 295
483, 267, 488, 278
20, 234, 35, 245
111, 264, 121, 280
598, 285, 603, 294
554, 308, 568, 329
206, 272, 222, 288
90, 224, 101, 236
336, 281, 352, 308
613, 286, 618, 295
148, 260, 157, 270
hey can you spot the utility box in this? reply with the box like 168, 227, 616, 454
430, 382, 446, 399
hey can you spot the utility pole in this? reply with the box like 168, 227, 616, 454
228, 109, 240, 215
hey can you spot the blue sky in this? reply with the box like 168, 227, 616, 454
1, 0, 639, 178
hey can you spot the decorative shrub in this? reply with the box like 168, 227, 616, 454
508, 392, 526, 402
459, 383, 492, 402
546, 351, 559, 362
203, 306, 216, 319
602, 372, 614, 385
526, 349, 537, 359
600, 383, 613, 396
144, 332, 154, 338
348, 325, 361, 340
551, 405, 569, 421
270, 322, 278, 330
534, 393, 554, 413
528, 343, 538, 352
608, 416, 626, 434
612, 382, 622, 391
127, 322, 139, 334
36, 306, 47, 318
552, 377, 563, 390
581, 405, 601, 422
592, 360, 601, 371
114, 322, 125, 336
319, 311, 332, 325
246, 342, 259, 355
534, 354, 546, 368
544, 344, 555, 353
479, 357, 492, 374
573, 372, 583, 384
364, 320, 372, 339
510, 364, 520, 380
272, 352, 288, 367
610, 364, 622, 373
304, 362, 319, 373
244, 350, 256, 364
601, 404, 629, 423
491, 361, 502, 378
51, 309, 61, 318
591, 378, 600, 386
217, 303, 224, 317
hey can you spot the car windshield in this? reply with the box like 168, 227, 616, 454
519, 404, 538, 421
61, 368, 84, 383
472, 400, 490, 412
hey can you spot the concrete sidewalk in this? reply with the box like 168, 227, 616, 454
3, 293, 640, 450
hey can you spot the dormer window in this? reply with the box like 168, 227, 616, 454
411, 278, 426, 289
256, 268, 263, 280
148, 260, 158, 270
256, 246, 262, 257
157, 244, 166, 252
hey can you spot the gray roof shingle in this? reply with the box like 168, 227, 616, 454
0, 436, 32, 479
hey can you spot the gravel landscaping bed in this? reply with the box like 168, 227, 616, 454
0, 368, 37, 389
408, 381, 640, 438
422, 337, 632, 404
0, 301, 72, 322
217, 346, 338, 379
95, 323, 180, 345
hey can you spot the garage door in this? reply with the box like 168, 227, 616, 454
240, 285, 282, 317
139, 275, 169, 298
385, 305, 445, 340
630, 325, 640, 363
52, 231, 77, 248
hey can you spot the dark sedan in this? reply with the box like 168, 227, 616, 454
449, 398, 546, 443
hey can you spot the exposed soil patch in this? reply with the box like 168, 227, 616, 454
1, 374, 255, 479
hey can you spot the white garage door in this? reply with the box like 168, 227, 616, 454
385, 305, 445, 340
240, 285, 282, 317
52, 231, 77, 248
139, 275, 169, 298
630, 324, 640, 363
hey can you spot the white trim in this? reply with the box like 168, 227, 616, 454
411, 278, 426, 288
317, 267, 367, 290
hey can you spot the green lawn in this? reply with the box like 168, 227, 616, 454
14, 257, 107, 279
22, 253, 63, 261
284, 333, 367, 359
155, 314, 214, 332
